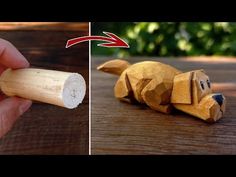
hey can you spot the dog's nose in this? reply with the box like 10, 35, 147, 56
212, 94, 224, 106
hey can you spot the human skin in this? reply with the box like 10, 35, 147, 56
0, 38, 32, 138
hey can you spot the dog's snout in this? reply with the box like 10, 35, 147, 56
212, 94, 224, 106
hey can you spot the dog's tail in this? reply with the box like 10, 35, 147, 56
97, 59, 131, 76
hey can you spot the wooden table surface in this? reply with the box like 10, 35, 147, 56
92, 56, 236, 154
0, 22, 89, 154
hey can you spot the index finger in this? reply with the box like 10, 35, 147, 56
0, 38, 29, 69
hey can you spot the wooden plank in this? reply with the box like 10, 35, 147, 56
0, 103, 89, 155
0, 30, 89, 67
91, 56, 236, 154
0, 31, 88, 48
0, 22, 88, 31
0, 30, 89, 154
20, 48, 89, 67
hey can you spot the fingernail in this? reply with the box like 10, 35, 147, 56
19, 100, 32, 115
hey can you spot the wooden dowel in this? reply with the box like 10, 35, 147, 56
0, 68, 86, 109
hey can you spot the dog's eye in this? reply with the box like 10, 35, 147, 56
200, 80, 204, 90
207, 79, 211, 88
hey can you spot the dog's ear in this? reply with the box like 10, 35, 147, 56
171, 71, 193, 104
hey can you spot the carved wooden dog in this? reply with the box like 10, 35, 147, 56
97, 59, 226, 122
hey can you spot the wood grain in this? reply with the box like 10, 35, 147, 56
0, 22, 88, 31
92, 56, 236, 154
0, 22, 89, 154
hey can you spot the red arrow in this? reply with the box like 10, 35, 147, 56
66, 31, 129, 48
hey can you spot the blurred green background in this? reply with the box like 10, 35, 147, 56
91, 22, 236, 57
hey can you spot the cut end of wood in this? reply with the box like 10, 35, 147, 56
62, 73, 86, 109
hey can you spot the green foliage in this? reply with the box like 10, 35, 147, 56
91, 22, 236, 57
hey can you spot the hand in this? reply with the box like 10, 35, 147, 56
0, 39, 32, 138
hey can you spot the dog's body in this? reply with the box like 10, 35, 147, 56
97, 59, 226, 122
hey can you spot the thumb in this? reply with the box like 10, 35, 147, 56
0, 97, 32, 138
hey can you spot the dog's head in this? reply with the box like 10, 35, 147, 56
171, 70, 226, 122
